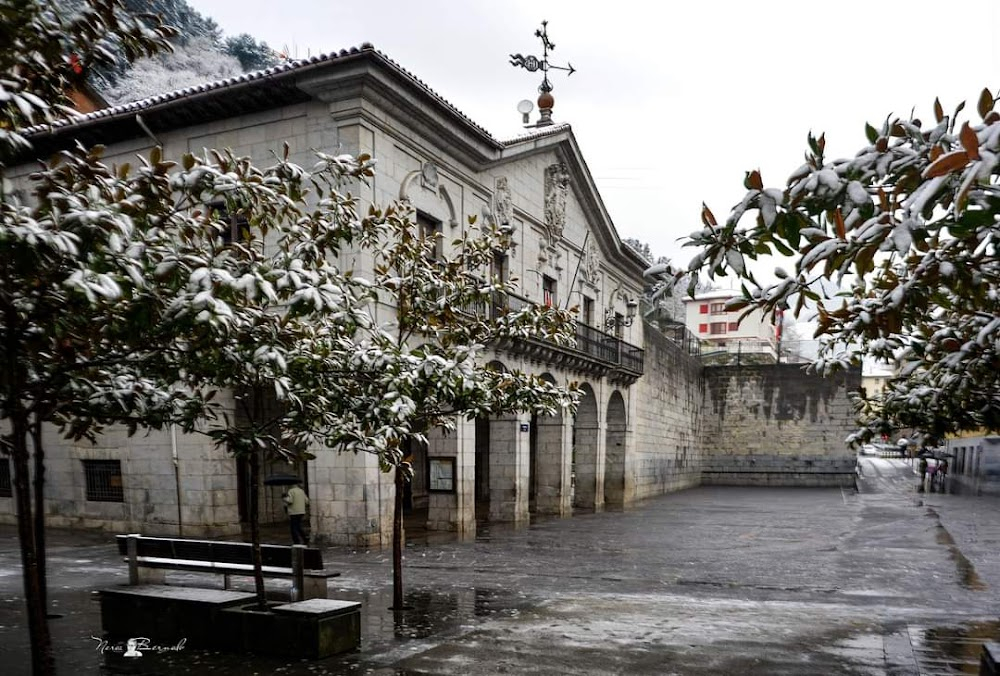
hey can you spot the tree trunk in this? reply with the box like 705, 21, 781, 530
392, 465, 404, 610
30, 416, 48, 615
10, 411, 54, 675
248, 450, 267, 609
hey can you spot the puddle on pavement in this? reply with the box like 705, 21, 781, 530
932, 519, 987, 590
132, 584, 534, 675
910, 620, 1000, 674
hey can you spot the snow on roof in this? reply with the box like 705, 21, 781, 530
23, 44, 495, 142
682, 290, 742, 302
499, 123, 572, 146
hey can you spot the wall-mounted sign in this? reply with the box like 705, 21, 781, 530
520, 423, 530, 432
428, 457, 456, 493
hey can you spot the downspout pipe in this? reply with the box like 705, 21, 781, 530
171, 424, 183, 536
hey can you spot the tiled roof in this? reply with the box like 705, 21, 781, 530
24, 44, 496, 143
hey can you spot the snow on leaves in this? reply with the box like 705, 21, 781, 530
684, 90, 1000, 439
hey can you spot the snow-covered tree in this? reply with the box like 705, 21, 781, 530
224, 33, 279, 72
90, 149, 580, 613
103, 36, 244, 104
7, 0, 578, 652
288, 207, 580, 609
684, 90, 1000, 442
96, 0, 277, 101
104, 144, 383, 610
1, 2, 174, 673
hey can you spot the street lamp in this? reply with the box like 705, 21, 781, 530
604, 296, 638, 331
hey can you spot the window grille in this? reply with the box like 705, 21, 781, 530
82, 459, 124, 502
0, 459, 11, 498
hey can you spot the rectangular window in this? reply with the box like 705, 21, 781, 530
710, 302, 726, 314
82, 459, 124, 502
728, 321, 739, 332
417, 212, 442, 260
491, 251, 508, 283
614, 312, 624, 338
542, 275, 557, 307
208, 202, 250, 244
709, 322, 727, 335
582, 296, 594, 326
698, 323, 708, 333
0, 459, 11, 498
699, 304, 709, 314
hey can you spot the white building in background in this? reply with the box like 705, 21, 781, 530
682, 291, 779, 362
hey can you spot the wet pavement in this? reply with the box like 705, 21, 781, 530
1, 457, 998, 675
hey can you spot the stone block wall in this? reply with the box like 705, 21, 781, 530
631, 323, 704, 499
700, 364, 861, 487
0, 421, 238, 537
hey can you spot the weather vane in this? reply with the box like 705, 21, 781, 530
509, 20, 575, 95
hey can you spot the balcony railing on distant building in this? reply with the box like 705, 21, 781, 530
700, 338, 819, 366
652, 321, 702, 357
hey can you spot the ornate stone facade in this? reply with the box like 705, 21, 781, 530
543, 163, 570, 244
494, 176, 512, 227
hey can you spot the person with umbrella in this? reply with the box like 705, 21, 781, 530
271, 476, 309, 545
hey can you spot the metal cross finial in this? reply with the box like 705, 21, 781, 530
510, 20, 575, 94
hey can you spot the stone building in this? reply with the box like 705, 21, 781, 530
0, 45, 858, 545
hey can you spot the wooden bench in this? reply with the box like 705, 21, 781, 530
115, 534, 340, 601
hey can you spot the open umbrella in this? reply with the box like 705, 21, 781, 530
263, 473, 303, 486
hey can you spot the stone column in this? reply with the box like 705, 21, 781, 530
426, 417, 475, 536
533, 413, 568, 516
489, 413, 530, 525
309, 446, 391, 548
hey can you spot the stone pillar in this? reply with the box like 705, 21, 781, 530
426, 417, 475, 536
489, 413, 530, 525
572, 385, 601, 512
594, 420, 608, 512
559, 416, 574, 515
308, 446, 391, 548
533, 413, 568, 516
573, 420, 601, 511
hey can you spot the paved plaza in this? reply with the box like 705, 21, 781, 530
1, 457, 998, 675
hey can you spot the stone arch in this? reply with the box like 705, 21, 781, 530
603, 390, 627, 508
573, 383, 600, 511
399, 167, 458, 231
531, 373, 566, 516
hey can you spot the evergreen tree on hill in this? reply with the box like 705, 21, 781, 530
97, 0, 278, 103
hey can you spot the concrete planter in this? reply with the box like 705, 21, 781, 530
100, 585, 361, 660
100, 585, 255, 648
222, 599, 362, 659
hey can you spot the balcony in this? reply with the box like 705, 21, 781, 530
487, 291, 645, 384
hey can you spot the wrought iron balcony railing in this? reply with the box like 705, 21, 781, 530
480, 290, 644, 379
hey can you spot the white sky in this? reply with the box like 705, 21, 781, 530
190, 0, 1000, 270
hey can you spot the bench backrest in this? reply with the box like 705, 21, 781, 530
115, 535, 324, 570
